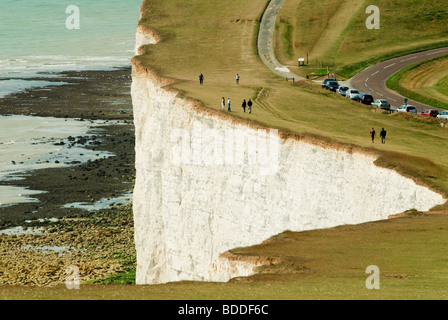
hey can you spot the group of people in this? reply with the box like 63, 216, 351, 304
202, 74, 391, 142
241, 98, 253, 113
370, 127, 387, 144
221, 97, 253, 113
199, 72, 253, 114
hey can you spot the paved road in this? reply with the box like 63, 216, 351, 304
257, 0, 447, 112
257, 0, 305, 80
350, 47, 448, 112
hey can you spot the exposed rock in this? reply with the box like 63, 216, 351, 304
0, 204, 135, 286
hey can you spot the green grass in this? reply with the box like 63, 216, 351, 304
435, 75, 448, 97
335, 0, 448, 64
386, 55, 448, 110
280, 18, 294, 60
92, 269, 136, 285
274, 0, 448, 78
91, 256, 136, 285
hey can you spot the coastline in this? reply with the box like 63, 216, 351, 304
131, 12, 447, 283
0, 67, 136, 286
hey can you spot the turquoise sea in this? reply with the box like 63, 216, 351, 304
0, 0, 142, 207
0, 0, 142, 96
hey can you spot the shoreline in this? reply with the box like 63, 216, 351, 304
0, 67, 136, 286
0, 67, 135, 228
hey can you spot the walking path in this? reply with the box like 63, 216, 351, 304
257, 0, 305, 80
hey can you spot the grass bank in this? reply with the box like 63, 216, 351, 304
3, 213, 448, 299
386, 54, 448, 110
273, 0, 448, 79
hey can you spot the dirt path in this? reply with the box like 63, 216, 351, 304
258, 0, 305, 80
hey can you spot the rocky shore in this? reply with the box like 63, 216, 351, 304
0, 204, 135, 286
0, 67, 136, 286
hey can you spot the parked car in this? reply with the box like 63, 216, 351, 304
357, 93, 374, 105
346, 89, 360, 100
337, 86, 349, 96
397, 105, 417, 113
371, 99, 390, 111
325, 81, 340, 92
322, 78, 336, 88
421, 109, 439, 117
437, 111, 448, 120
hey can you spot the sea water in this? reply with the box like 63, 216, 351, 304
0, 115, 116, 207
0, 0, 142, 207
0, 0, 142, 94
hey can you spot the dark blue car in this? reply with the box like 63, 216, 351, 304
325, 81, 340, 92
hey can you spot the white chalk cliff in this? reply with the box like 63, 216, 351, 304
131, 22, 446, 285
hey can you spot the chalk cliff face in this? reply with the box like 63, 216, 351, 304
131, 25, 446, 285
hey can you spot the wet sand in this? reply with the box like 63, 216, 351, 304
0, 67, 135, 228
0, 68, 136, 286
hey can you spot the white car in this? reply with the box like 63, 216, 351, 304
337, 86, 349, 96
397, 105, 417, 113
346, 89, 359, 100
437, 110, 448, 120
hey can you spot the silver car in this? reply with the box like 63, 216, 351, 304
397, 105, 417, 113
346, 89, 359, 100
371, 99, 390, 111
337, 86, 349, 96
437, 111, 448, 120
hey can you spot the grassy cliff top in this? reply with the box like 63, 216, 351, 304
135, 0, 448, 201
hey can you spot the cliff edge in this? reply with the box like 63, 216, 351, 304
131, 2, 446, 285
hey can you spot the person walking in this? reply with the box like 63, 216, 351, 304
242, 99, 246, 113
199, 73, 204, 85
370, 127, 376, 143
236, 74, 240, 85
247, 99, 253, 113
380, 128, 387, 144
227, 98, 231, 112
221, 97, 225, 110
